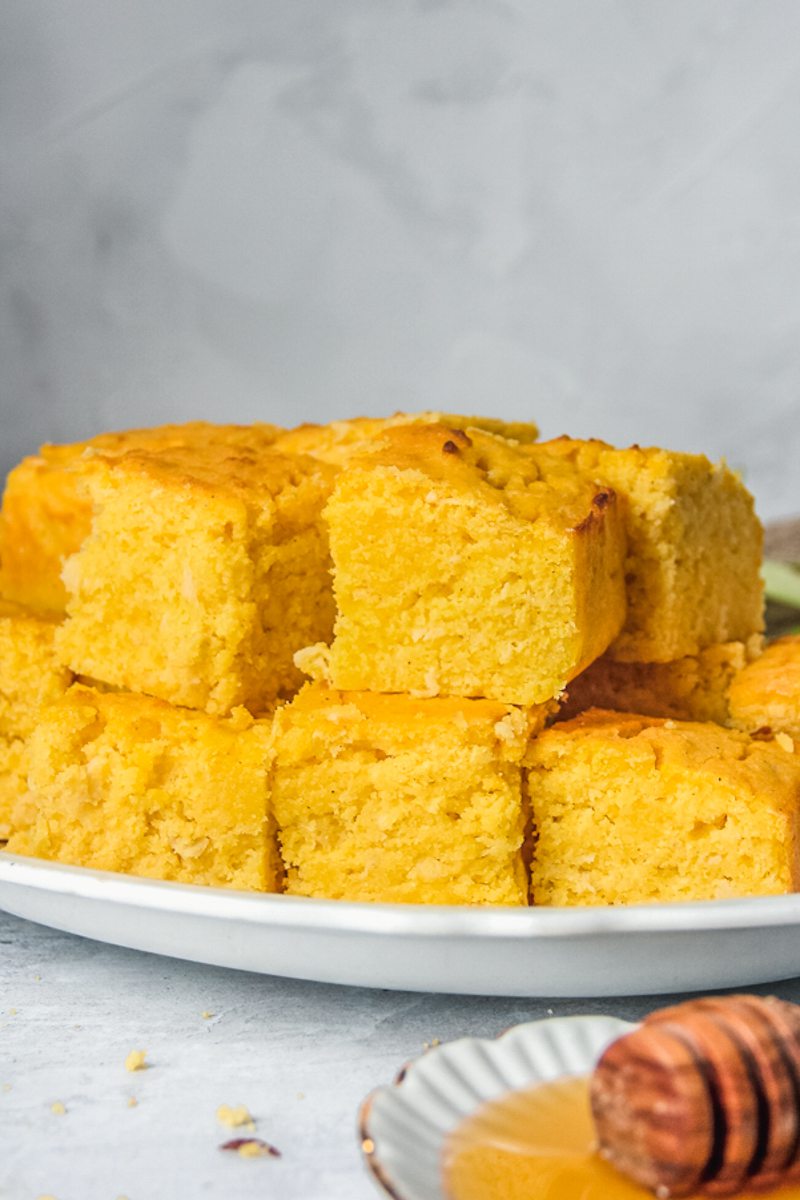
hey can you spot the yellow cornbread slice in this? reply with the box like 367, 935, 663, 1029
540, 437, 764, 662
321, 425, 627, 707
0, 421, 282, 615
56, 443, 337, 715
560, 638, 761, 725
729, 635, 800, 741
270, 683, 548, 904
7, 685, 278, 891
0, 599, 73, 839
273, 411, 539, 467
526, 710, 800, 906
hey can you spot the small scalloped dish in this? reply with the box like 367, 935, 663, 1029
358, 1014, 631, 1200
359, 1015, 800, 1200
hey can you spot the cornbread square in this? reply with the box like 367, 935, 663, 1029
560, 638, 761, 725
0, 599, 72, 839
0, 421, 282, 614
56, 443, 337, 714
526, 710, 800, 906
270, 683, 547, 904
540, 438, 764, 662
274, 411, 539, 466
322, 425, 627, 706
729, 635, 800, 741
8, 685, 278, 891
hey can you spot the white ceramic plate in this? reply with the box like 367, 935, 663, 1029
359, 1013, 634, 1200
4, 850, 800, 995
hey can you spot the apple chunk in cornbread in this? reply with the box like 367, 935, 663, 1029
540, 438, 764, 662
56, 443, 337, 714
526, 710, 800, 906
270, 684, 547, 904
0, 421, 282, 615
7, 685, 278, 891
729, 634, 800, 742
0, 599, 73, 839
322, 425, 627, 706
273, 411, 539, 466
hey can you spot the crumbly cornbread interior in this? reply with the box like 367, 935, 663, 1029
560, 638, 762, 725
527, 710, 800, 906
729, 635, 800, 740
270, 684, 547, 904
0, 421, 282, 614
8, 684, 278, 891
56, 443, 337, 714
0, 599, 72, 838
325, 424, 627, 706
539, 437, 764, 662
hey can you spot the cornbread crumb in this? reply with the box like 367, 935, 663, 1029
127, 1096, 138, 1108
1, 1083, 11, 1092
7, 1008, 16, 1016
125, 1050, 147, 1073
296, 1092, 305, 1100
216, 1104, 255, 1130
201, 1011, 214, 1020
50, 1101, 66, 1115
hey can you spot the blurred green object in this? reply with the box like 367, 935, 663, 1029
763, 560, 800, 609
763, 560, 800, 639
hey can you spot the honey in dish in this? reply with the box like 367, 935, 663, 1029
442, 1076, 800, 1200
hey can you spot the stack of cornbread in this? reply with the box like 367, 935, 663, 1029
2, 413, 799, 907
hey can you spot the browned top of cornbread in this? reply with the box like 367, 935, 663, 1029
83, 444, 338, 508
0, 595, 60, 627
273, 411, 539, 466
38, 420, 282, 464
344, 423, 615, 529
273, 683, 546, 761
532, 707, 798, 781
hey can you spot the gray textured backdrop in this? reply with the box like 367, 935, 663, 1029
1, 0, 798, 518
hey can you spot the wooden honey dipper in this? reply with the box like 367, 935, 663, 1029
590, 995, 800, 1197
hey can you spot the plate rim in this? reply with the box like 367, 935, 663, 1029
5, 849, 800, 938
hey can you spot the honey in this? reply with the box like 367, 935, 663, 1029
442, 1076, 800, 1200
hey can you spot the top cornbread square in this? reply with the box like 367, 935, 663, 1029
540, 437, 764, 662
0, 421, 282, 615
273, 411, 539, 466
321, 424, 627, 706
57, 443, 337, 715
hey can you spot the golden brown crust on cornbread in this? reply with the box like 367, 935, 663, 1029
526, 709, 800, 906
56, 443, 337, 715
272, 411, 539, 467
270, 682, 547, 904
322, 424, 627, 707
538, 437, 764, 662
7, 684, 278, 891
0, 422, 282, 614
729, 635, 800, 741
0, 599, 73, 839
560, 638, 761, 725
